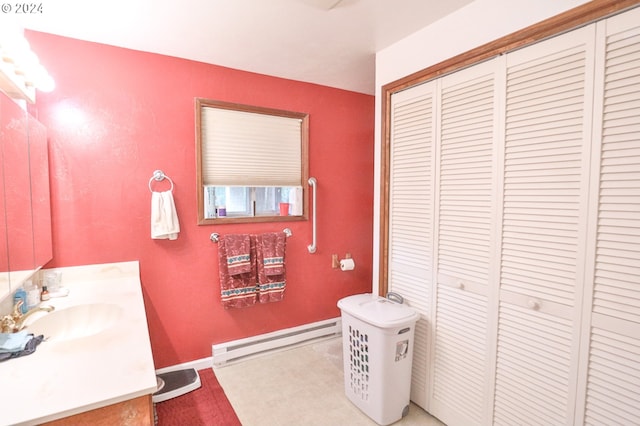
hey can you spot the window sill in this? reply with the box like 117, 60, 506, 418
198, 214, 307, 225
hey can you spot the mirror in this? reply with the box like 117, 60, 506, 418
2, 94, 34, 291
0, 125, 7, 296
28, 114, 52, 270
0, 91, 53, 301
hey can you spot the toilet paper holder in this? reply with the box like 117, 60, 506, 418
339, 258, 355, 271
332, 253, 351, 269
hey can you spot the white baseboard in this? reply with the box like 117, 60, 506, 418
155, 356, 213, 374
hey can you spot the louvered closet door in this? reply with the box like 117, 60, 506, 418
388, 81, 436, 409
578, 8, 640, 425
493, 25, 596, 426
429, 59, 499, 426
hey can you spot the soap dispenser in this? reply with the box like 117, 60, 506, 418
13, 287, 28, 314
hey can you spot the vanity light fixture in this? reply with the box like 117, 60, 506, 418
0, 24, 55, 102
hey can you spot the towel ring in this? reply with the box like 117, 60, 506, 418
148, 170, 174, 192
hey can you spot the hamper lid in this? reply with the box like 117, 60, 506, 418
337, 293, 420, 328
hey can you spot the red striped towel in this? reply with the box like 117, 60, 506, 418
224, 234, 251, 276
218, 234, 257, 309
255, 232, 286, 303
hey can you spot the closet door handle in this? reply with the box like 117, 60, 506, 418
527, 299, 541, 310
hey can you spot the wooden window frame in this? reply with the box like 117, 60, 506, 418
378, 0, 640, 295
196, 98, 309, 225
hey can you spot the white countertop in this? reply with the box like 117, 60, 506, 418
0, 261, 157, 426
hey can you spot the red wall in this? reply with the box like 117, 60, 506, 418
25, 31, 375, 368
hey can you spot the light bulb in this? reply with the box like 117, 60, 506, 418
37, 72, 55, 92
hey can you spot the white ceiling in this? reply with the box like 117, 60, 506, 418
15, 0, 473, 95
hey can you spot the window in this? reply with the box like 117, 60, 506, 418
196, 98, 309, 224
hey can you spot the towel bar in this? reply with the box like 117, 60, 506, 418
210, 228, 292, 243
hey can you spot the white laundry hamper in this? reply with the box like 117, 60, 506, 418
337, 293, 420, 426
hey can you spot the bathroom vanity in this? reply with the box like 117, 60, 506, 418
0, 261, 157, 426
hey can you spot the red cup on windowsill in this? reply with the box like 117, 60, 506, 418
279, 202, 289, 216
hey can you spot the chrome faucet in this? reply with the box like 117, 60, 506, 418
14, 304, 55, 331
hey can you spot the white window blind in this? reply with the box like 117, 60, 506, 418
201, 106, 303, 187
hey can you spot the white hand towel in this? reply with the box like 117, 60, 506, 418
151, 190, 180, 240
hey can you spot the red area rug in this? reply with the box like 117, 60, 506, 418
156, 368, 241, 426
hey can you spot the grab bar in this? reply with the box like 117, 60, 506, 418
308, 177, 317, 254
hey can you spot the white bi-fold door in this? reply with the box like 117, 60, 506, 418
388, 80, 437, 408
493, 22, 596, 426
577, 8, 640, 425
386, 5, 640, 425
430, 59, 500, 426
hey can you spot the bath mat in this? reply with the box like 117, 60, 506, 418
156, 367, 240, 426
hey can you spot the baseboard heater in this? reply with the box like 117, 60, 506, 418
212, 317, 341, 367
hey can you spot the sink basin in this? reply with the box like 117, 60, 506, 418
26, 303, 124, 342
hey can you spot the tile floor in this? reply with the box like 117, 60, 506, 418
214, 337, 444, 425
